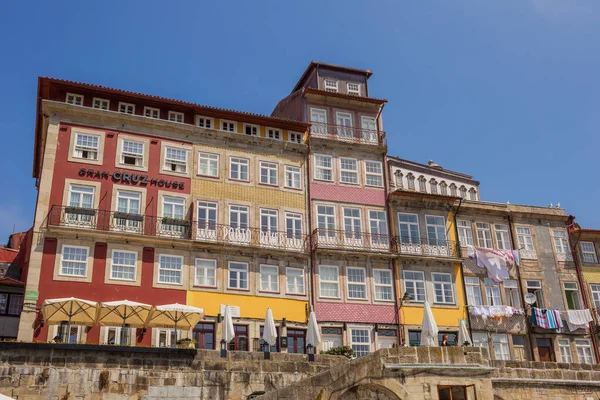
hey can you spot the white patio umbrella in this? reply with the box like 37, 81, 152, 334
42, 297, 98, 343
421, 301, 439, 347
222, 305, 235, 346
262, 308, 278, 351
97, 300, 153, 328
306, 311, 321, 350
457, 319, 472, 346
0, 394, 17, 400
147, 303, 204, 344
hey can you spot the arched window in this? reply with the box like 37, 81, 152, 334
418, 176, 427, 192
394, 169, 403, 188
449, 183, 457, 197
440, 181, 448, 196
469, 188, 477, 201
407, 173, 415, 190
430, 179, 438, 194
459, 186, 467, 199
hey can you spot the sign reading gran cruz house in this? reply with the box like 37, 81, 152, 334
78, 168, 186, 190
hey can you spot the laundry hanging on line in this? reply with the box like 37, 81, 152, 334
467, 245, 519, 283
565, 309, 593, 332
531, 307, 563, 329
469, 305, 523, 321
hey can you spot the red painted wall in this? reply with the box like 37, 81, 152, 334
310, 183, 386, 206
314, 301, 396, 324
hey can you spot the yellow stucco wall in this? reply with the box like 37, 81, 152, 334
582, 266, 600, 284
212, 118, 302, 142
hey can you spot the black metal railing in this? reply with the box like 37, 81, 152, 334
391, 236, 460, 258
311, 229, 391, 253
309, 123, 386, 146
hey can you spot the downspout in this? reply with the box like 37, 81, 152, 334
384, 158, 401, 345
305, 102, 316, 318
452, 198, 473, 342
566, 215, 600, 363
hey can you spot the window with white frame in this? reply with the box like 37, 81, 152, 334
260, 265, 279, 292
267, 128, 281, 140
350, 328, 371, 357
229, 157, 249, 181
402, 270, 425, 302
244, 124, 259, 136
457, 221, 474, 246
343, 208, 362, 240
111, 250, 136, 281
229, 205, 249, 230
104, 326, 133, 345
92, 98, 109, 110
336, 112, 353, 137
347, 267, 366, 299
195, 259, 216, 287
228, 262, 248, 289
418, 176, 427, 192
425, 215, 447, 245
503, 280, 521, 308
115, 190, 141, 230
144, 107, 160, 119
476, 222, 493, 248
432, 273, 454, 304
60, 246, 89, 277
558, 339, 573, 363
158, 255, 183, 285
197, 201, 217, 231
365, 161, 383, 187
373, 269, 393, 301
260, 209, 278, 233
347, 82, 360, 95
484, 279, 502, 306
472, 332, 490, 353
430, 179, 438, 194
161, 196, 185, 232
118, 102, 135, 114
66, 93, 84, 105
576, 340, 594, 364
590, 284, 600, 309
310, 108, 327, 134
284, 166, 301, 189
449, 184, 457, 197
526, 280, 545, 308
67, 184, 94, 224
286, 268, 305, 294
314, 155, 333, 181
74, 133, 99, 160
168, 111, 184, 123
260, 161, 278, 185
285, 212, 302, 240
221, 120, 236, 132
552, 229, 570, 254
398, 213, 420, 245
406, 174, 415, 190
198, 152, 219, 177
196, 116, 213, 129
494, 224, 511, 250
563, 282, 583, 310
440, 181, 448, 195
369, 210, 388, 246
580, 242, 598, 263
492, 334, 510, 360
516, 227, 535, 252
340, 158, 358, 184
164, 147, 188, 173
459, 186, 467, 199
288, 132, 303, 143
121, 140, 144, 167
317, 205, 335, 236
319, 266, 339, 298
324, 79, 338, 92
465, 277, 483, 306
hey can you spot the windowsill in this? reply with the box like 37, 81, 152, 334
157, 281, 183, 286
193, 284, 218, 289
285, 292, 307, 297
340, 181, 360, 186
319, 295, 342, 300
259, 290, 281, 295
161, 168, 190, 179
313, 178, 334, 184
258, 182, 279, 188
69, 156, 103, 166
227, 287, 250, 292
117, 162, 148, 172
283, 186, 303, 191
197, 174, 220, 179
228, 178, 250, 183
364, 184, 384, 189
58, 273, 87, 279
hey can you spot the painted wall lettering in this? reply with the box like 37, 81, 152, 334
78, 168, 185, 190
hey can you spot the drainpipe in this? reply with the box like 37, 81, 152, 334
451, 198, 473, 342
507, 215, 537, 361
306, 116, 315, 317
566, 215, 600, 364
384, 158, 401, 345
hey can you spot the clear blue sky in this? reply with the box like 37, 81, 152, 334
1, 1, 599, 241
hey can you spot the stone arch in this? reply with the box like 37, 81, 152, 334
338, 383, 402, 400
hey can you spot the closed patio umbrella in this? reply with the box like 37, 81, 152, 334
306, 311, 321, 360
457, 319, 472, 346
262, 308, 278, 352
222, 305, 235, 347
147, 303, 204, 346
42, 297, 98, 343
421, 301, 439, 347
97, 300, 153, 344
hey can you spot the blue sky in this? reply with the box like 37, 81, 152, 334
1, 1, 599, 241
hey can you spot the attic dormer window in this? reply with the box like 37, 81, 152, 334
347, 83, 360, 96
324, 80, 338, 93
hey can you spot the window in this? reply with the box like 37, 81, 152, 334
495, 224, 511, 250
144, 107, 160, 119
260, 209, 278, 233
196, 116, 213, 129
552, 229, 570, 254
285, 213, 303, 240
432, 273, 454, 304
465, 277, 483, 306
195, 259, 216, 287
229, 157, 249, 181
66, 93, 83, 105
110, 250, 136, 281
284, 166, 301, 189
504, 280, 521, 308
104, 326, 133, 345
516, 227, 535, 251
469, 188, 478, 201
229, 205, 249, 230
590, 284, 600, 309
228, 262, 248, 289
373, 269, 393, 301
459, 186, 467, 199
369, 210, 388, 247
347, 267, 366, 299
309, 108, 327, 135
347, 82, 360, 95
365, 161, 383, 187
512, 335, 526, 361
118, 102, 135, 114
581, 242, 598, 263
1, 294, 11, 314
430, 179, 438, 194
449, 183, 457, 197
67, 184, 95, 224
286, 268, 305, 294
194, 323, 216, 350
221, 120, 236, 132
198, 153, 219, 177
576, 339, 594, 364
440, 181, 448, 195
7, 294, 23, 316
267, 128, 281, 140
336, 112, 353, 138
197, 202, 217, 231
56, 323, 83, 344
417, 176, 426, 192
425, 215, 447, 245
343, 208, 362, 241
472, 332, 490, 353
231, 325, 249, 351
476, 222, 493, 248
397, 213, 420, 245
259, 325, 279, 353
324, 79, 338, 92
408, 331, 421, 346
457, 221, 474, 246
438, 385, 477, 400
260, 161, 278, 185
360, 116, 378, 142
350, 328, 370, 357
168, 111, 184, 123
485, 279, 502, 306
60, 246, 88, 277
319, 266, 339, 298
526, 280, 545, 308
317, 205, 336, 237
244, 124, 259, 136
340, 158, 358, 184
288, 132, 303, 143
73, 133, 99, 160
121, 140, 144, 167
92, 98, 109, 110
402, 271, 425, 302
161, 196, 185, 232
260, 265, 279, 292
314, 155, 333, 181
558, 339, 573, 363
492, 334, 510, 360
563, 282, 583, 310
115, 190, 141, 231
406, 173, 415, 190
164, 147, 188, 173
158, 255, 183, 285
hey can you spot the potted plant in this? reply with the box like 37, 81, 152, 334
320, 345, 354, 359
176, 337, 196, 349
162, 217, 191, 227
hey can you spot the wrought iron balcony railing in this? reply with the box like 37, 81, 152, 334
309, 123, 386, 146
391, 236, 461, 258
311, 229, 391, 253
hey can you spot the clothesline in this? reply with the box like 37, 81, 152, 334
467, 245, 520, 283
468, 305, 524, 320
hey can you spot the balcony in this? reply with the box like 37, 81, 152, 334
309, 123, 386, 147
45, 206, 308, 252
391, 236, 461, 259
311, 229, 391, 253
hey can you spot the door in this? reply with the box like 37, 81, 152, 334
116, 190, 142, 231
197, 202, 217, 240
193, 323, 215, 350
310, 108, 327, 135
537, 338, 554, 361
229, 205, 250, 244
360, 116, 378, 143
287, 329, 306, 354
336, 112, 353, 138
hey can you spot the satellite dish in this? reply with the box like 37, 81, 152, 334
524, 293, 537, 305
